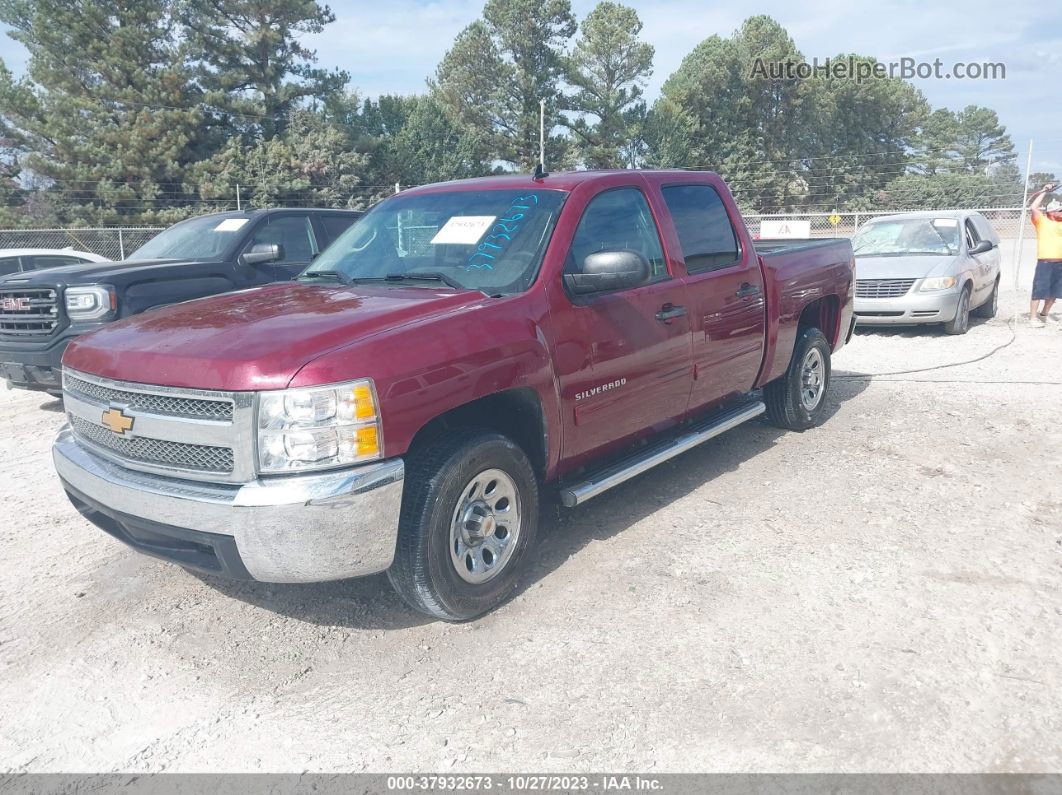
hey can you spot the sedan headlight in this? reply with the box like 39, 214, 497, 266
257, 379, 382, 473
919, 276, 957, 292
65, 285, 116, 320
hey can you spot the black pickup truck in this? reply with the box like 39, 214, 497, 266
0, 207, 361, 394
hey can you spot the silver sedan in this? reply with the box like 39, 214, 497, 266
852, 210, 1001, 335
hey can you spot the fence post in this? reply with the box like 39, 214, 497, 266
118, 228, 125, 261
395, 182, 400, 194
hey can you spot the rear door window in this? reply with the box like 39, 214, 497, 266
320, 214, 357, 244
661, 184, 740, 273
0, 256, 21, 275
25, 255, 88, 270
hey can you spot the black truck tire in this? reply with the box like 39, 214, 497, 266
387, 429, 539, 621
764, 327, 832, 431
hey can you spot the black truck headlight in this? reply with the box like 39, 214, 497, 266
256, 379, 383, 473
64, 285, 117, 320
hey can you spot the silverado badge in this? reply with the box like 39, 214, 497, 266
101, 407, 134, 436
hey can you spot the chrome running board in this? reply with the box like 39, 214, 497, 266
559, 401, 766, 508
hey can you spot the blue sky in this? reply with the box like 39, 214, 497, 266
2, 0, 1061, 178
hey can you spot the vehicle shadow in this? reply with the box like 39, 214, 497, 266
38, 396, 64, 412
195, 377, 868, 631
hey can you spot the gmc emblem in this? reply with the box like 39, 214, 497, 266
0, 297, 30, 312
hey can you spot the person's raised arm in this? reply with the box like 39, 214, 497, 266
1030, 182, 1056, 216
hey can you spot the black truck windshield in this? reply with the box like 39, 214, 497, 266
131, 214, 254, 261
305, 189, 567, 294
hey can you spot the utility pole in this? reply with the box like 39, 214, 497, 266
236, 183, 241, 212
539, 99, 546, 170
1013, 139, 1033, 292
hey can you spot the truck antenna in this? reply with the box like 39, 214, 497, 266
533, 162, 548, 180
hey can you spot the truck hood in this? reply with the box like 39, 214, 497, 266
63, 282, 489, 390
855, 254, 958, 280
0, 258, 216, 287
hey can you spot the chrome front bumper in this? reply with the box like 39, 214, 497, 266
854, 289, 962, 325
53, 426, 405, 583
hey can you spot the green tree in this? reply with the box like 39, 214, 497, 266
194, 109, 371, 208
654, 16, 814, 211
0, 0, 207, 224
564, 1, 653, 168
390, 95, 491, 185
435, 0, 576, 170
952, 105, 1015, 171
800, 55, 928, 210
179, 0, 349, 139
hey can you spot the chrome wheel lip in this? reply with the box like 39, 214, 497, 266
449, 468, 521, 585
799, 347, 826, 411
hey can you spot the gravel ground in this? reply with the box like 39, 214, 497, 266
1, 292, 1060, 773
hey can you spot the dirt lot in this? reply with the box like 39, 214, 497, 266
1, 292, 1060, 773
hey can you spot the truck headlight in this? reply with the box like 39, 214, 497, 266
65, 285, 117, 320
919, 276, 957, 292
256, 379, 382, 473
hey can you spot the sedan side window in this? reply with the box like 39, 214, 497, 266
566, 188, 667, 283
246, 215, 318, 263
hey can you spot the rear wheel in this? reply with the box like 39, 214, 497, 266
764, 327, 832, 431
943, 284, 972, 335
972, 277, 999, 319
387, 430, 539, 621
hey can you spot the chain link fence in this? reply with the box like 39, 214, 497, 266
0, 207, 1038, 285
0, 227, 165, 261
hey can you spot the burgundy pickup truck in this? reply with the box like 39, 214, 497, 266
53, 170, 854, 620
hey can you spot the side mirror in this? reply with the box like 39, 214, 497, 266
242, 242, 282, 265
565, 249, 650, 295
969, 240, 994, 255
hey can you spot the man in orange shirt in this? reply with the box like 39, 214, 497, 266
1029, 182, 1062, 324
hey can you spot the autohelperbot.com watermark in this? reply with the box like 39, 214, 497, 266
751, 56, 1006, 82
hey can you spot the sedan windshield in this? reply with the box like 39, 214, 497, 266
131, 214, 253, 261
852, 218, 960, 257
304, 189, 567, 294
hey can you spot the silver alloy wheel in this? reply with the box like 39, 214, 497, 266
799, 347, 826, 411
449, 468, 522, 584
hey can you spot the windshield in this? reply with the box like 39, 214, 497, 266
852, 218, 961, 257
131, 214, 253, 261
305, 189, 567, 294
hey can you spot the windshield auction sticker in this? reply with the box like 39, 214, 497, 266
214, 218, 249, 232
430, 216, 496, 246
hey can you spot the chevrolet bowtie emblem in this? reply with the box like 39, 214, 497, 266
101, 407, 134, 435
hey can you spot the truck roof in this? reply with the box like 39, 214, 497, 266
401, 169, 720, 194
193, 207, 361, 220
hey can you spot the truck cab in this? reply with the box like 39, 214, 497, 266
0, 208, 360, 394
52, 171, 853, 620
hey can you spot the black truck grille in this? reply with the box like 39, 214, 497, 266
64, 373, 234, 421
70, 414, 235, 474
0, 287, 60, 336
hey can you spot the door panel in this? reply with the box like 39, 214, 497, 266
660, 184, 765, 411
554, 186, 693, 460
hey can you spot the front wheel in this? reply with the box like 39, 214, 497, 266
387, 430, 539, 621
764, 327, 832, 431
943, 284, 972, 335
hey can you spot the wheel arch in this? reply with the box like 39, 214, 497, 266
404, 387, 548, 479
797, 294, 842, 348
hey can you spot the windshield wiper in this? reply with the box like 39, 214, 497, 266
349, 272, 466, 290
298, 270, 350, 283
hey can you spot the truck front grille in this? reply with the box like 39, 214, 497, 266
855, 279, 916, 299
70, 414, 235, 474
0, 287, 60, 336
64, 373, 233, 421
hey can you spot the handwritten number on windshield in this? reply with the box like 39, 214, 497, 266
467, 194, 539, 270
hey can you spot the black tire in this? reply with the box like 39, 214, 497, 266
387, 429, 539, 621
764, 327, 832, 431
972, 277, 999, 319
943, 283, 972, 335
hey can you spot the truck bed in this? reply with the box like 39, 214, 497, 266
754, 237, 850, 255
